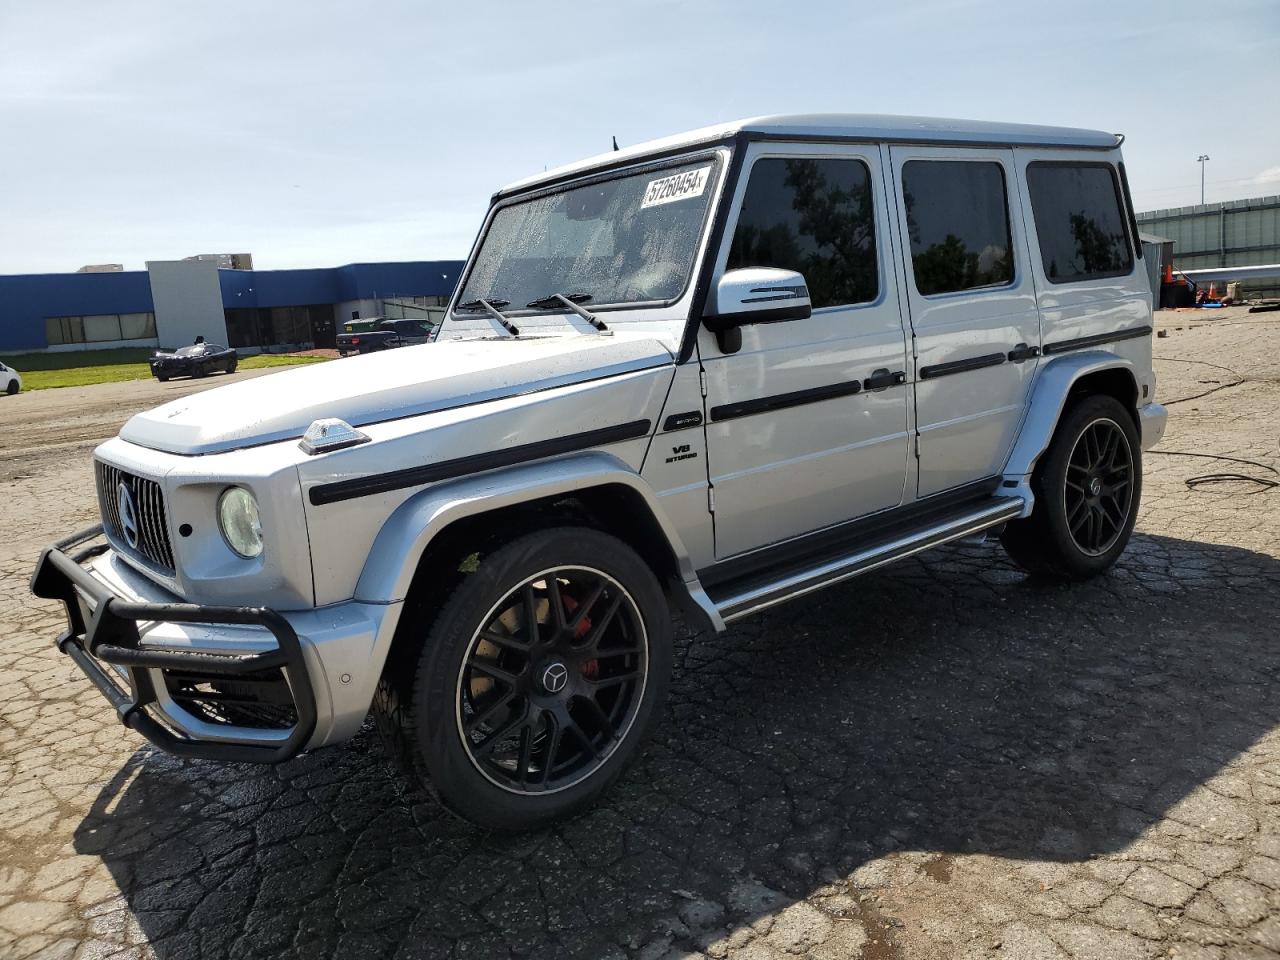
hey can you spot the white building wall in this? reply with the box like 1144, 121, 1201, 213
146, 260, 229, 349
333, 299, 382, 328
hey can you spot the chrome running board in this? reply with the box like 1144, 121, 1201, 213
713, 497, 1024, 623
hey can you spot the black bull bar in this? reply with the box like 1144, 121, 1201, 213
30, 525, 316, 763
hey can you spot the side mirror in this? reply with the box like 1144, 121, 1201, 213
703, 268, 812, 353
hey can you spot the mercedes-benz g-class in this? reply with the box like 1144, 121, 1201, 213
33, 115, 1166, 830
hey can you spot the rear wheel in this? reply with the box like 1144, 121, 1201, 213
5, 379, 17, 395
1002, 394, 1141, 579
227, 359, 237, 374
374, 528, 672, 831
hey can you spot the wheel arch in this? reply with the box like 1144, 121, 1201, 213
1002, 351, 1138, 512
355, 452, 722, 637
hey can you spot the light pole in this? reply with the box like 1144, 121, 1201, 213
1197, 154, 1210, 205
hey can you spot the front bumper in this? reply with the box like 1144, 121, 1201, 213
31, 525, 402, 764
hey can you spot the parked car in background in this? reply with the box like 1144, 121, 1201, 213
149, 343, 238, 381
0, 361, 21, 395
336, 318, 436, 356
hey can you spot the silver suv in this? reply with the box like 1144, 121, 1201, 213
33, 115, 1166, 830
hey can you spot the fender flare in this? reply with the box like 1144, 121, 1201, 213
354, 450, 724, 630
1001, 351, 1137, 516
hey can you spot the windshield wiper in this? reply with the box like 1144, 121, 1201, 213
456, 298, 520, 338
526, 292, 609, 333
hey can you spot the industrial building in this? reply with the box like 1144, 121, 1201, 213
0, 259, 462, 355
1136, 194, 1280, 299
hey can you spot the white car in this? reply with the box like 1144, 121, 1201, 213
1, 362, 21, 395
34, 114, 1166, 830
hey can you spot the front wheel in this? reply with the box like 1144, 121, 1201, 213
1002, 394, 1141, 579
5, 380, 17, 395
374, 528, 672, 831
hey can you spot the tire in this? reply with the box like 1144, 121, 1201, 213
1002, 394, 1141, 579
227, 361, 237, 374
5, 379, 17, 395
157, 376, 169, 383
374, 527, 672, 831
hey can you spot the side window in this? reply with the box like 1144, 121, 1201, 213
726, 157, 878, 309
1027, 162, 1134, 282
901, 160, 1014, 296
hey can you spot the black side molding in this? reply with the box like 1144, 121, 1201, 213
309, 419, 652, 506
1042, 325, 1152, 356
918, 352, 1006, 381
710, 380, 861, 423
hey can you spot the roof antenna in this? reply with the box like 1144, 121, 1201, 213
612, 136, 620, 151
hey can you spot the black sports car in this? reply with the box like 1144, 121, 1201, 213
150, 343, 238, 382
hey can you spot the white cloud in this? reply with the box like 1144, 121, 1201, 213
1250, 166, 1280, 185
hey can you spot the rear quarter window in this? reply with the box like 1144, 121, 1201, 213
1027, 162, 1134, 283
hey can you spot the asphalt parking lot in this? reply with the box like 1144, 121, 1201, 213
2, 313, 1279, 960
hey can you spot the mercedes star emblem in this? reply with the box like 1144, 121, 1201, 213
116, 482, 140, 549
541, 662, 569, 694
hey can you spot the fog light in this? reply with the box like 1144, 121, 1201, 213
218, 486, 263, 559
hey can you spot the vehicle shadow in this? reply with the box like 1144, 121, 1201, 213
73, 531, 1280, 959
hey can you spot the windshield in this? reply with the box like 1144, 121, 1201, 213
457, 158, 719, 314
175, 346, 204, 356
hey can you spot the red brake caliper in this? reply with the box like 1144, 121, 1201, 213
561, 592, 598, 679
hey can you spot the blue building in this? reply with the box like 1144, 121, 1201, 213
0, 259, 463, 354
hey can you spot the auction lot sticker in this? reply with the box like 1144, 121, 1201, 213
641, 167, 711, 209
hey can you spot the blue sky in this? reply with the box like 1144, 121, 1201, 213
2, 0, 1276, 273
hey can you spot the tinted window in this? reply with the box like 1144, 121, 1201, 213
726, 157, 878, 309
1027, 162, 1133, 282
901, 160, 1013, 296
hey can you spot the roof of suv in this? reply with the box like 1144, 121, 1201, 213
498, 114, 1120, 197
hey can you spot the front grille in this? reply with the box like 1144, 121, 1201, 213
95, 460, 176, 573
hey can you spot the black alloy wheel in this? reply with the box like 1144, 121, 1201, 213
457, 566, 648, 795
372, 527, 672, 830
1001, 393, 1142, 580
1063, 417, 1134, 556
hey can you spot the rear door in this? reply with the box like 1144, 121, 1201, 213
887, 146, 1042, 498
699, 141, 913, 558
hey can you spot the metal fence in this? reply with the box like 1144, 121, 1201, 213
1136, 195, 1280, 299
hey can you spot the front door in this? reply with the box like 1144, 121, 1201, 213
699, 142, 913, 559
887, 146, 1042, 498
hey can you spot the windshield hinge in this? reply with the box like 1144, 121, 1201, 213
698, 369, 708, 397
707, 485, 715, 513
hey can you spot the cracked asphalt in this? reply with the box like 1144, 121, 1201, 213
2, 310, 1279, 959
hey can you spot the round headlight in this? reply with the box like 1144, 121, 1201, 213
217, 486, 263, 559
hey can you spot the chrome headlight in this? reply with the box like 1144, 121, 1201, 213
217, 486, 263, 559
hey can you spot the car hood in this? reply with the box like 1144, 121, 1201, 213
120, 334, 673, 455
